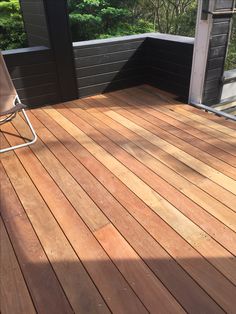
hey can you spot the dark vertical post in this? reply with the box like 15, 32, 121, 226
190, 0, 235, 106
19, 0, 50, 47
202, 0, 235, 105
43, 0, 78, 101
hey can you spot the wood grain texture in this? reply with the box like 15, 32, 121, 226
12, 115, 183, 313
30, 108, 224, 314
0, 217, 36, 314
1, 86, 236, 314
50, 102, 236, 286
0, 157, 73, 314
1, 123, 145, 314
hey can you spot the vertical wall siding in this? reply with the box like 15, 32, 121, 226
3, 47, 60, 106
73, 34, 194, 100
19, 0, 50, 47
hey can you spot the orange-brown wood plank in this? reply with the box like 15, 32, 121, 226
0, 217, 36, 314
103, 92, 236, 184
63, 99, 236, 235
0, 158, 73, 314
50, 104, 236, 275
82, 96, 236, 214
139, 85, 236, 142
30, 108, 225, 313
12, 113, 184, 314
145, 85, 236, 131
0, 132, 112, 314
101, 102, 236, 196
2, 122, 148, 314
2, 85, 236, 314
40, 105, 236, 312
69, 99, 236, 261
114, 89, 236, 167
79, 95, 236, 215
80, 96, 236, 224
135, 86, 236, 157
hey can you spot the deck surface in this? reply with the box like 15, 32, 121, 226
1, 85, 236, 314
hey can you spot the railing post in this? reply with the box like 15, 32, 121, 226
189, 0, 235, 106
20, 0, 78, 102
43, 0, 78, 102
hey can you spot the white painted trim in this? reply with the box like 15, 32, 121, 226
189, 0, 214, 104
222, 81, 236, 100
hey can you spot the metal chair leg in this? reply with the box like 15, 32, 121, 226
0, 109, 37, 153
0, 112, 16, 125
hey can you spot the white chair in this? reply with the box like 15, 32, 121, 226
0, 51, 37, 153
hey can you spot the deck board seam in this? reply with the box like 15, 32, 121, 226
52, 105, 236, 286
65, 101, 236, 233
29, 108, 231, 312
79, 97, 236, 215
0, 149, 74, 313
141, 86, 236, 138
106, 100, 236, 182
1, 128, 109, 314
13, 115, 159, 314
120, 96, 236, 167
0, 211, 37, 313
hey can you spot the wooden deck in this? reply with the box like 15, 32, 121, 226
1, 85, 236, 314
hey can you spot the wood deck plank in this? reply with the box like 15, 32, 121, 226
31, 108, 225, 314
0, 158, 73, 314
74, 98, 236, 241
42, 106, 236, 284
65, 103, 236, 248
114, 90, 236, 167
0, 217, 36, 314
138, 86, 236, 157
2, 121, 147, 314
12, 114, 184, 314
144, 85, 236, 131
81, 95, 236, 215
100, 105, 236, 195
103, 92, 236, 183
44, 104, 236, 312
87, 96, 236, 213
1, 85, 236, 314
1, 132, 110, 314
105, 92, 236, 211
57, 102, 236, 283
139, 86, 236, 141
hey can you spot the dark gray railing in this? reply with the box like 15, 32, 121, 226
3, 33, 194, 107
73, 33, 194, 101
3, 46, 60, 106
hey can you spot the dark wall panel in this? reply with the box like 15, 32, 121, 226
3, 47, 60, 107
74, 34, 194, 100
43, 0, 78, 101
146, 37, 194, 100
2, 34, 194, 107
19, 0, 50, 47
214, 0, 235, 10
203, 0, 235, 105
73, 36, 146, 98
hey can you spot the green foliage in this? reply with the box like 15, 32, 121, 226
0, 0, 235, 70
0, 0, 27, 50
68, 0, 136, 41
67, 0, 199, 42
225, 17, 236, 71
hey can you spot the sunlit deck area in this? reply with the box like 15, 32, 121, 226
1, 85, 236, 313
